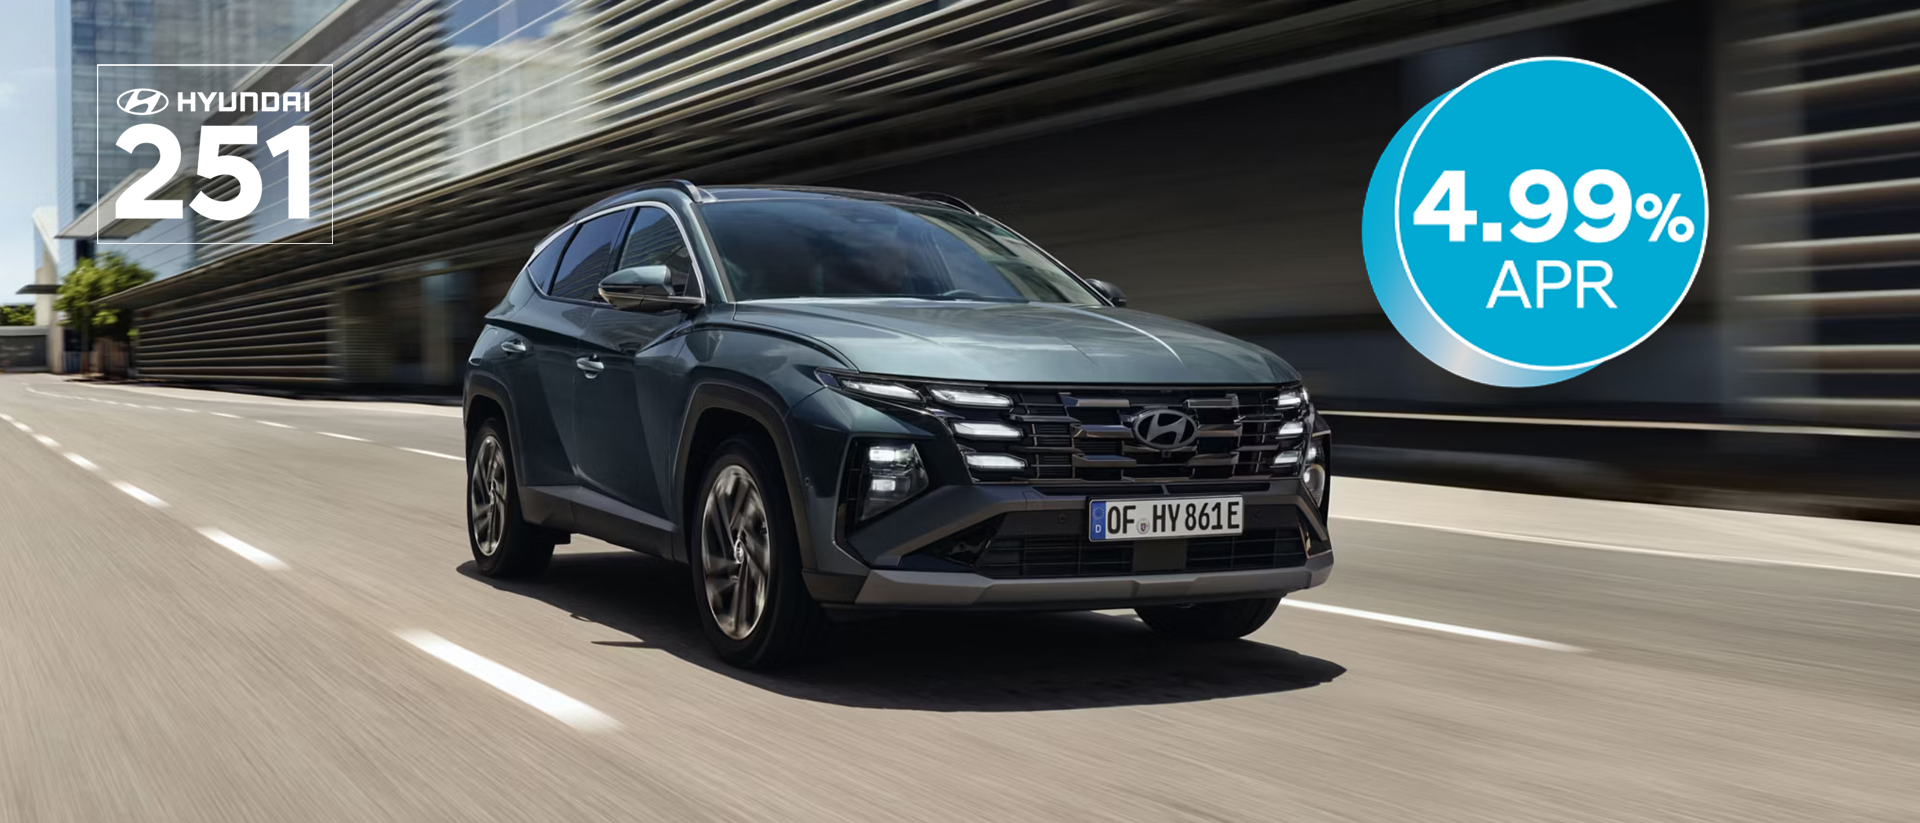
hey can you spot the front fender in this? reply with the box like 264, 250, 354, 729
669, 326, 853, 572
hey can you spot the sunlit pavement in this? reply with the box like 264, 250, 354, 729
1, 372, 1916, 823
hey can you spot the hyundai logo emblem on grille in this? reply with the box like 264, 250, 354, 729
116, 88, 169, 116
1129, 407, 1198, 450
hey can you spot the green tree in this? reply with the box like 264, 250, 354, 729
57, 253, 155, 342
0, 304, 35, 326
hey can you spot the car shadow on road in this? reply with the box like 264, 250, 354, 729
461, 550, 1345, 711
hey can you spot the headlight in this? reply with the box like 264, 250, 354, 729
930, 387, 1011, 408
1301, 461, 1328, 502
963, 453, 1025, 471
1301, 437, 1328, 502
952, 421, 1020, 440
859, 443, 928, 521
840, 378, 921, 402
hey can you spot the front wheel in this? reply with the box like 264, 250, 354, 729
1136, 598, 1280, 640
691, 436, 830, 669
468, 418, 555, 578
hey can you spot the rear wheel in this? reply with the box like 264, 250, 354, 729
1136, 598, 1280, 640
468, 418, 555, 578
691, 436, 830, 669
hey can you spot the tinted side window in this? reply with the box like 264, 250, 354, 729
525, 225, 574, 292
550, 211, 632, 301
617, 207, 696, 296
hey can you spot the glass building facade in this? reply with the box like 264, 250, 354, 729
57, 0, 342, 272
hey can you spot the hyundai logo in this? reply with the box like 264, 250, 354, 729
1129, 407, 1198, 450
116, 88, 169, 116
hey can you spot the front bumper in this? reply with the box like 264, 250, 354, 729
851, 551, 1332, 610
807, 477, 1333, 609
786, 384, 1334, 609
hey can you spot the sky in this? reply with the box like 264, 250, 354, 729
0, 0, 58, 303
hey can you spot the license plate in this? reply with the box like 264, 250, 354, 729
1089, 496, 1243, 541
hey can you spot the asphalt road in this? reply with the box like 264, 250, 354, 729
1, 373, 1916, 823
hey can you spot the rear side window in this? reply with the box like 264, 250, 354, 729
550, 210, 632, 301
524, 225, 574, 292
617, 207, 697, 296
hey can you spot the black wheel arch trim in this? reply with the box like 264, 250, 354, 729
467, 376, 567, 528
464, 374, 515, 459
673, 380, 821, 569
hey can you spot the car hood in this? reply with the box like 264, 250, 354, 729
728, 299, 1299, 385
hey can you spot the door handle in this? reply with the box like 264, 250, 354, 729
575, 356, 605, 378
499, 338, 528, 355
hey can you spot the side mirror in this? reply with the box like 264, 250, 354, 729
599, 266, 701, 313
1087, 278, 1127, 307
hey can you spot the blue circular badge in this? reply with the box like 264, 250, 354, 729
1362, 58, 1707, 386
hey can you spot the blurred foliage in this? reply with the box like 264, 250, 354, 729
58, 253, 154, 341
0, 304, 35, 326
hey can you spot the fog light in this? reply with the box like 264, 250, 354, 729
931, 387, 1012, 407
964, 453, 1026, 471
860, 443, 927, 520
953, 421, 1020, 440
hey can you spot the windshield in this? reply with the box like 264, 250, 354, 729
702, 198, 1102, 305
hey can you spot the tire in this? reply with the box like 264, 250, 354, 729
467, 417, 555, 578
1136, 598, 1281, 640
690, 436, 831, 669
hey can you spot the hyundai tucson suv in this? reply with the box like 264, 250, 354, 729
464, 180, 1333, 668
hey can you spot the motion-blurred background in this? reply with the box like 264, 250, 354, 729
20, 0, 1920, 514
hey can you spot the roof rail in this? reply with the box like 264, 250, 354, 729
904, 191, 979, 214
638, 178, 716, 203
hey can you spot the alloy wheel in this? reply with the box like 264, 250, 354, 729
469, 435, 508, 557
701, 465, 772, 640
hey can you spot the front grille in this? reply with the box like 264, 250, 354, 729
974, 528, 1306, 579
941, 384, 1310, 483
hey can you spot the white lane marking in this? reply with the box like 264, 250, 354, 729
0, 412, 12, 422
317, 431, 369, 442
257, 420, 294, 429
32, 434, 59, 448
400, 447, 462, 461
1334, 515, 1920, 581
10, 420, 32, 432
145, 405, 167, 410
209, 412, 242, 419
395, 631, 618, 732
1282, 600, 1584, 653
198, 528, 288, 570
111, 481, 169, 508
64, 453, 99, 471
173, 407, 198, 413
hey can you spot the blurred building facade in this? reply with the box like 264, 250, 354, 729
81, 0, 1920, 430
0, 208, 66, 373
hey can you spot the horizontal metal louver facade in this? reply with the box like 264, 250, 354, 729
133, 276, 336, 384
1728, 0, 1920, 423
321, 0, 453, 218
